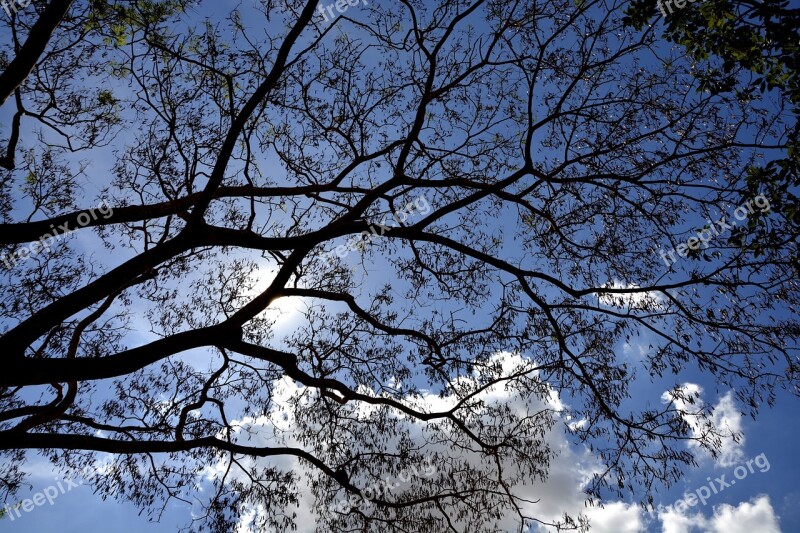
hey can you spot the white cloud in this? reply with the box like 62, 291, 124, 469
598, 281, 665, 311
204, 368, 778, 533
709, 496, 781, 532
658, 495, 780, 533
208, 368, 777, 533
584, 501, 646, 533
207, 352, 649, 532
706, 392, 745, 466
658, 506, 703, 533
661, 384, 744, 467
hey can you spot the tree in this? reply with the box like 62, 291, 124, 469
624, 0, 800, 266
1, 0, 798, 531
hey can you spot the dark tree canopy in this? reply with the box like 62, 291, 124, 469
0, 0, 798, 531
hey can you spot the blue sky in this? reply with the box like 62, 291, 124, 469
2, 0, 800, 531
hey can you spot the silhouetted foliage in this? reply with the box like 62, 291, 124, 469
1, 0, 798, 531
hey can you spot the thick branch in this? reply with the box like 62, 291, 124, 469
0, 0, 75, 107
